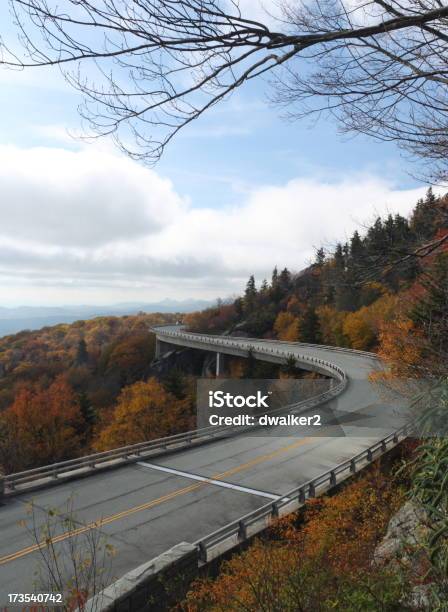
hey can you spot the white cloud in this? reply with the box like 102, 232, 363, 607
0, 145, 186, 247
0, 145, 432, 304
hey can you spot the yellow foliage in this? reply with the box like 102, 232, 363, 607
375, 317, 424, 378
94, 377, 192, 450
343, 294, 397, 350
316, 305, 348, 347
274, 312, 300, 341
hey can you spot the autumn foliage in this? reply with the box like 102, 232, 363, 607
0, 376, 83, 472
0, 312, 194, 473
183, 464, 407, 611
94, 377, 194, 450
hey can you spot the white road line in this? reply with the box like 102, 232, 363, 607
136, 461, 282, 500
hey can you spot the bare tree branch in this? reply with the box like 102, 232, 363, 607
2, 0, 448, 170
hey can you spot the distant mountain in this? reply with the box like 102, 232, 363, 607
0, 299, 212, 337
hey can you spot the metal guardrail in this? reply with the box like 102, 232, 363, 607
152, 325, 379, 360
3, 342, 347, 495
153, 327, 348, 378
193, 423, 410, 563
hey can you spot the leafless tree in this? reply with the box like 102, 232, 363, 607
24, 497, 116, 611
1, 0, 448, 173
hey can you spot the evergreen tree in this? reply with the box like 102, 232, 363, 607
163, 368, 188, 399
75, 338, 88, 365
79, 391, 97, 427
410, 253, 448, 353
279, 267, 292, 293
281, 354, 300, 378
315, 247, 326, 266
410, 187, 440, 241
300, 307, 320, 343
244, 275, 257, 313
334, 243, 345, 269
365, 217, 385, 257
270, 266, 283, 302
350, 231, 364, 261
234, 296, 244, 317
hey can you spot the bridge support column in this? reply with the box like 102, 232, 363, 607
216, 352, 222, 377
155, 338, 175, 360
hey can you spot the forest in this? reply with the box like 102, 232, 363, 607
0, 188, 446, 475
185, 188, 447, 364
0, 312, 196, 473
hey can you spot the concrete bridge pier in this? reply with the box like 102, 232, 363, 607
216, 352, 222, 377
155, 338, 176, 360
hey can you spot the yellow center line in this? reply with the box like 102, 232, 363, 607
1, 437, 311, 566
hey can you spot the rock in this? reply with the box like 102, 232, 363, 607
374, 501, 429, 567
374, 501, 435, 610
407, 584, 432, 610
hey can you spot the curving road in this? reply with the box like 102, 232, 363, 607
0, 327, 406, 604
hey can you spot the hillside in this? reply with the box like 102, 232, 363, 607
185, 188, 447, 361
0, 311, 196, 473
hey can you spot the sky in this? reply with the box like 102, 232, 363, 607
0, 1, 436, 307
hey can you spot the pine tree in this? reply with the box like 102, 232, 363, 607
75, 338, 88, 365
365, 217, 385, 257
334, 243, 345, 269
349, 231, 364, 262
281, 355, 300, 378
410, 253, 448, 353
315, 247, 326, 266
234, 296, 244, 317
163, 368, 187, 399
270, 266, 283, 301
279, 267, 292, 293
244, 275, 257, 313
410, 187, 440, 241
79, 391, 97, 427
300, 307, 320, 343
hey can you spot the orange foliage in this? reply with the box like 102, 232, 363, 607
375, 318, 424, 378
0, 376, 83, 472
184, 303, 238, 334
183, 467, 404, 611
273, 311, 300, 341
343, 294, 397, 350
94, 377, 193, 450
0, 312, 173, 411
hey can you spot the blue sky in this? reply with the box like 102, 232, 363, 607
0, 1, 434, 306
